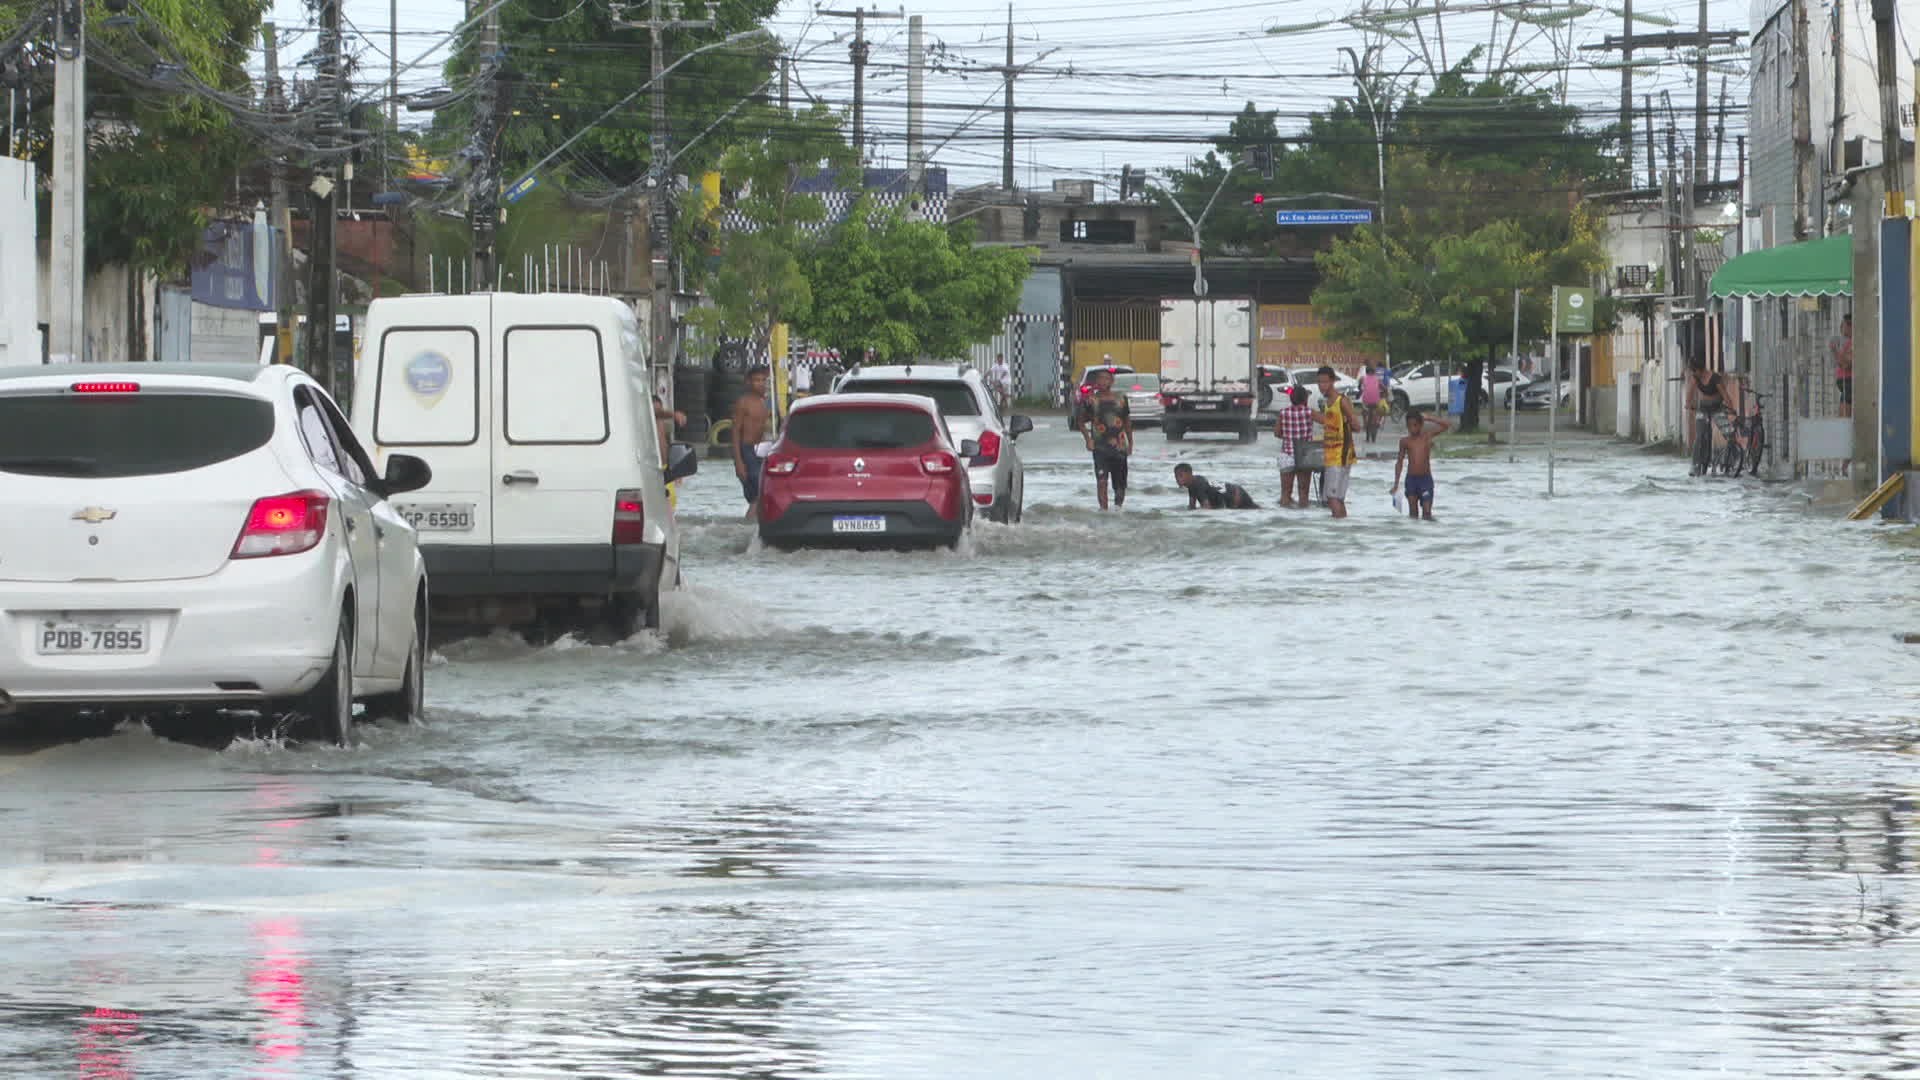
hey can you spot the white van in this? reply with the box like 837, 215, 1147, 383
351, 293, 697, 638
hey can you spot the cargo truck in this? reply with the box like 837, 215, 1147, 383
1157, 297, 1258, 442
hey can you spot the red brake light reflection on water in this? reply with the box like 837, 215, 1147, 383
71, 381, 141, 394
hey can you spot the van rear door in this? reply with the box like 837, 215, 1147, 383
492, 321, 618, 580
363, 300, 494, 571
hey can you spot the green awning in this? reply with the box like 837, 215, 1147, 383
1709, 233, 1853, 299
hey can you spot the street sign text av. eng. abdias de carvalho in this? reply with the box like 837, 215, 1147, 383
1275, 209, 1374, 226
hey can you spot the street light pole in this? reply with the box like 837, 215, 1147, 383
1149, 166, 1239, 297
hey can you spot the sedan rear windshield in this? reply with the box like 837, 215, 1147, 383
838, 380, 980, 417
787, 407, 937, 450
0, 392, 275, 478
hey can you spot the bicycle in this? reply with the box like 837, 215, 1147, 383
1715, 389, 1768, 477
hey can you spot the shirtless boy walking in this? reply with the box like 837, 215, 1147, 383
1391, 409, 1451, 520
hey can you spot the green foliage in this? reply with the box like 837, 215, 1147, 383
677, 104, 857, 345
3, 0, 265, 273
793, 204, 1031, 362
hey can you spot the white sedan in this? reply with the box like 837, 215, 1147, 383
0, 363, 434, 744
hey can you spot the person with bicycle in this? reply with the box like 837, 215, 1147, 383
1686, 359, 1727, 477
1359, 364, 1386, 443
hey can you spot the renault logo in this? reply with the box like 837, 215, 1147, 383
853, 457, 866, 472
71, 507, 117, 524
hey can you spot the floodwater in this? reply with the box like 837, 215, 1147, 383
3, 420, 1919, 1079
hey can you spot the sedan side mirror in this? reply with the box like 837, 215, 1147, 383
959, 439, 981, 458
1007, 414, 1035, 437
665, 442, 700, 483
381, 453, 433, 497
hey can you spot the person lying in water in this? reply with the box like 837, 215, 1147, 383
1174, 464, 1259, 509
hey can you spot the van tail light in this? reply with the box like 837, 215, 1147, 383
1233, 394, 1254, 407
1160, 394, 1179, 407
613, 489, 646, 545
920, 452, 958, 474
974, 430, 1002, 465
764, 453, 798, 476
232, 491, 330, 559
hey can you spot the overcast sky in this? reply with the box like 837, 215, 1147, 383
266, 0, 1754, 192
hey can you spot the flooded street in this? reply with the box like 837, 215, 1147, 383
4, 421, 1918, 1078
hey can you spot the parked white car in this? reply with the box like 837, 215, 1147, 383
835, 364, 1033, 523
0, 363, 434, 744
1120, 371, 1165, 427
354, 293, 698, 640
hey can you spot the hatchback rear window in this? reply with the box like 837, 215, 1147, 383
0, 393, 275, 478
786, 407, 936, 450
838, 380, 980, 417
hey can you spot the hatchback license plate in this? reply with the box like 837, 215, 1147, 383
397, 502, 476, 532
831, 516, 887, 534
38, 620, 149, 656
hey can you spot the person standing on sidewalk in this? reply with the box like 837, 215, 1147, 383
1314, 366, 1362, 519
1831, 314, 1853, 419
1075, 367, 1133, 510
989, 353, 1013, 416
1274, 385, 1316, 508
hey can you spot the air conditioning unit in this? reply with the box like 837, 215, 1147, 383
1051, 179, 1096, 202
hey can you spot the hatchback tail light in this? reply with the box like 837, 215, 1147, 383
920, 452, 958, 474
232, 491, 330, 559
764, 453, 798, 476
974, 430, 1002, 465
613, 489, 645, 545
71, 381, 141, 394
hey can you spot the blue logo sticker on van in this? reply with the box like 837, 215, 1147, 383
405, 351, 452, 405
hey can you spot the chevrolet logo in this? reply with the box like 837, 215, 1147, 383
71, 507, 117, 525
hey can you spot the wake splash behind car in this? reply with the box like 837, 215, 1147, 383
757, 394, 977, 551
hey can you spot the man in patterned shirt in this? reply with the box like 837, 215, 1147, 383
1273, 385, 1316, 508
1075, 367, 1133, 510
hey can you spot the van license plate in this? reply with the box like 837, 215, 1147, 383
1190, 401, 1219, 410
38, 620, 149, 656
397, 503, 476, 532
831, 516, 887, 534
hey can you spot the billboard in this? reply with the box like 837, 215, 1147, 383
191, 221, 275, 311
1256, 303, 1383, 375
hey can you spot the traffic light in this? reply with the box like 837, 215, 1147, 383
1248, 144, 1271, 178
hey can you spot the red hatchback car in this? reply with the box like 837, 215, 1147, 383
757, 394, 978, 550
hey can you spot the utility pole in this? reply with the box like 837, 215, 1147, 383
264, 24, 295, 364
906, 15, 925, 199
616, 0, 714, 382
1694, 0, 1709, 183
305, 0, 344, 394
1713, 76, 1728, 182
1872, 0, 1905, 217
817, 6, 902, 163
50, 0, 85, 362
779, 53, 790, 109
468, 0, 507, 291
1645, 93, 1657, 189
1003, 6, 1015, 190
1621, 0, 1634, 185
1791, 0, 1814, 237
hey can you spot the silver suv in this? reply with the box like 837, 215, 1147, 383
834, 365, 1032, 523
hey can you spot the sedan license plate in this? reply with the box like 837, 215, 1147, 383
38, 620, 149, 656
831, 516, 887, 534
397, 503, 476, 532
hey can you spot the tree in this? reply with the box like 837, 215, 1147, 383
676, 103, 858, 357
794, 203, 1031, 362
436, 0, 779, 188
2, 0, 267, 272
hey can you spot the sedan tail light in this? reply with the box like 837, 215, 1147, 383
920, 451, 958, 474
764, 453, 798, 475
232, 490, 330, 559
973, 493, 994, 506
613, 489, 645, 545
974, 430, 1002, 465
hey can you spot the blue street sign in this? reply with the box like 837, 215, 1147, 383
1275, 209, 1373, 226
504, 174, 540, 205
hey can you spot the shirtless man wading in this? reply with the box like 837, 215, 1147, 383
731, 365, 771, 516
